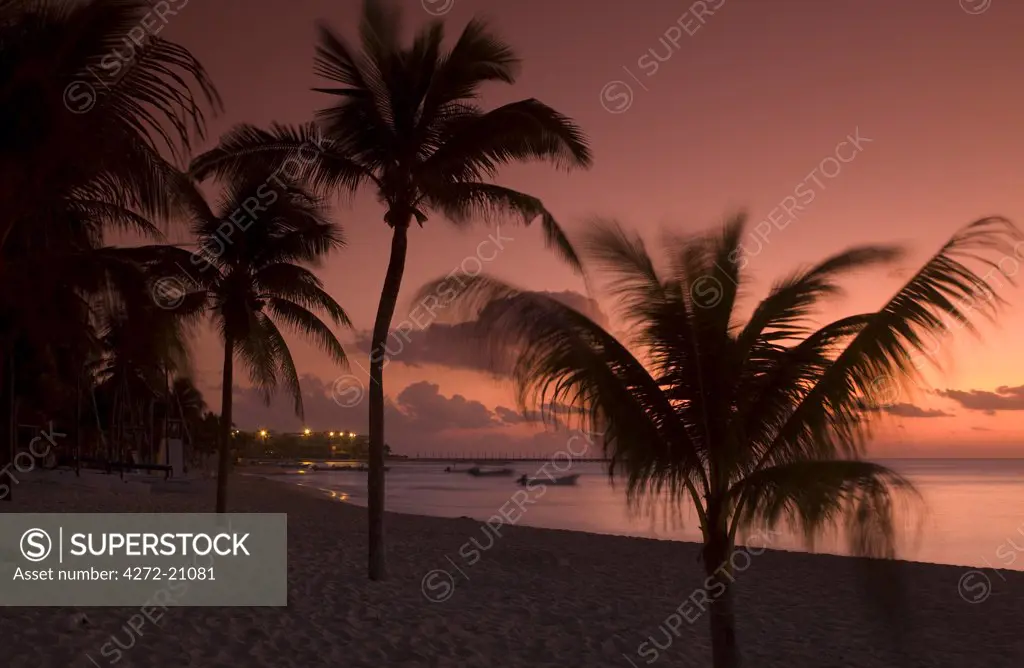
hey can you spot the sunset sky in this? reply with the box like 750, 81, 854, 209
152, 0, 1024, 457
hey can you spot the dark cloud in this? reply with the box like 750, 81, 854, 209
230, 375, 367, 433
227, 374, 603, 457
231, 376, 498, 433
495, 406, 525, 423
883, 403, 953, 418
392, 381, 498, 430
351, 290, 610, 374
542, 402, 583, 415
859, 401, 953, 418
495, 405, 566, 428
522, 290, 609, 327
937, 385, 1024, 414
352, 322, 499, 374
971, 426, 992, 431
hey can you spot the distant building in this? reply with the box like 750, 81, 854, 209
235, 430, 402, 460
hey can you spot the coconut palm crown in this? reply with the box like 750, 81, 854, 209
414, 213, 1020, 668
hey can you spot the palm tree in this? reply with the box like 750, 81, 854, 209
0, 0, 220, 252
164, 168, 352, 512
0, 0, 218, 488
93, 296, 194, 463
415, 214, 1020, 668
190, 0, 592, 578
0, 183, 195, 494
193, 410, 223, 463
170, 376, 207, 453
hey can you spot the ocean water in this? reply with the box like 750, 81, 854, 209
281, 458, 1024, 571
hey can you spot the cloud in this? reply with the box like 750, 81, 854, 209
542, 401, 583, 415
351, 290, 610, 374
495, 405, 566, 428
230, 375, 367, 433
231, 376, 499, 432
883, 403, 953, 418
392, 381, 498, 431
523, 290, 609, 327
971, 426, 992, 431
352, 322, 498, 374
495, 406, 526, 423
937, 385, 1024, 414
226, 374, 602, 457
859, 401, 953, 418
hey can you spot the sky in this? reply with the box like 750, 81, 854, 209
143, 0, 1024, 457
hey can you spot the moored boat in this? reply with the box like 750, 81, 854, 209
466, 465, 514, 477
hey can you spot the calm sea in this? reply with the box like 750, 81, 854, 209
280, 458, 1024, 571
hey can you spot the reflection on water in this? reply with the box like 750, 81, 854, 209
277, 458, 1024, 570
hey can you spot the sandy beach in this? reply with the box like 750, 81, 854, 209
1, 472, 1020, 668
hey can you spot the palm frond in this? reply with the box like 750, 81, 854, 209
91, 34, 221, 163
64, 198, 164, 239
422, 182, 580, 271
759, 216, 1021, 469
234, 311, 279, 403
255, 263, 352, 327
580, 217, 665, 332
260, 314, 304, 418
190, 122, 374, 196
418, 99, 592, 182
265, 297, 349, 366
417, 17, 518, 127
726, 459, 918, 558
313, 20, 396, 163
736, 245, 903, 352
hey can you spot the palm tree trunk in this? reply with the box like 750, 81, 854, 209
163, 366, 170, 468
705, 535, 741, 668
147, 398, 155, 465
0, 347, 13, 501
368, 221, 410, 581
216, 334, 234, 513
112, 387, 122, 469
75, 373, 82, 477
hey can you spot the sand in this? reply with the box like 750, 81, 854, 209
0, 471, 1020, 668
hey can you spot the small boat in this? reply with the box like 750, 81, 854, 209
517, 473, 579, 486
466, 465, 514, 477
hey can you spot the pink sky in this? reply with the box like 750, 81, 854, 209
153, 0, 1024, 457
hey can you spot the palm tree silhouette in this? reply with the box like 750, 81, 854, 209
163, 167, 352, 512
92, 291, 197, 463
170, 376, 206, 453
190, 0, 591, 578
415, 214, 1020, 668
0, 0, 220, 252
0, 0, 219, 482
0, 183, 198, 494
